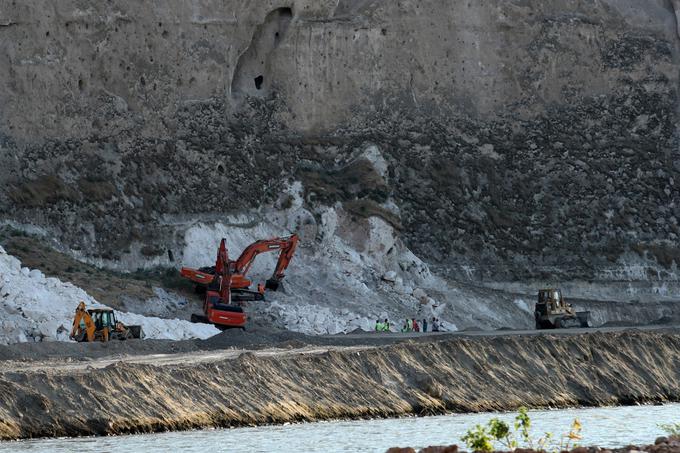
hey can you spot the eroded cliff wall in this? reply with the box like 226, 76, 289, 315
0, 0, 679, 282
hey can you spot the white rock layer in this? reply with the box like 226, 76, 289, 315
0, 246, 219, 344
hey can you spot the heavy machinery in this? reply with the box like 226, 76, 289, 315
534, 288, 590, 329
183, 235, 299, 329
180, 234, 299, 302
70, 301, 144, 342
189, 238, 246, 328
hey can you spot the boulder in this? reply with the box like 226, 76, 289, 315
413, 288, 428, 301
382, 271, 398, 282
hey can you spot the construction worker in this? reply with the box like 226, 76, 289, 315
383, 319, 390, 332
375, 319, 383, 332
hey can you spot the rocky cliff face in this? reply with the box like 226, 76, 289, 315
1, 1, 679, 295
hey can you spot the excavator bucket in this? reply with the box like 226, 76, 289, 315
265, 278, 283, 292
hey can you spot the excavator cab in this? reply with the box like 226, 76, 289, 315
85, 309, 117, 341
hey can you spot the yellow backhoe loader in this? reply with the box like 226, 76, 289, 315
70, 301, 144, 342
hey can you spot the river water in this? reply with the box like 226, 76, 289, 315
2, 404, 678, 453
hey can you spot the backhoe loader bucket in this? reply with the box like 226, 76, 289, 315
127, 325, 144, 339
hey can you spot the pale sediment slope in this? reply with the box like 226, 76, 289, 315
1, 331, 679, 440
0, 245, 219, 344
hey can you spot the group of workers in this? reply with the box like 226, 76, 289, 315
374, 317, 441, 333
374, 319, 391, 332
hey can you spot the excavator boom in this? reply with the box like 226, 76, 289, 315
180, 234, 299, 293
180, 267, 215, 285
70, 303, 96, 342
234, 234, 299, 290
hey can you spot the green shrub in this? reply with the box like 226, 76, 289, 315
660, 423, 680, 436
461, 424, 495, 452
461, 407, 579, 452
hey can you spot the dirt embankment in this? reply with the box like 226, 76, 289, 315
1, 331, 680, 440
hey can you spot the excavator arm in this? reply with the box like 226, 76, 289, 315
234, 235, 298, 275
267, 234, 299, 290
181, 234, 299, 292
234, 234, 299, 291
216, 238, 233, 303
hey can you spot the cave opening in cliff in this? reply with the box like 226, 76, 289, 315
231, 7, 293, 98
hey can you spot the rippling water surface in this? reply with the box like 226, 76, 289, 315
2, 404, 678, 452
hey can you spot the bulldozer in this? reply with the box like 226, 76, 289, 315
534, 288, 590, 329
70, 301, 144, 342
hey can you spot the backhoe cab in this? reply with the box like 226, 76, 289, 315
534, 288, 590, 329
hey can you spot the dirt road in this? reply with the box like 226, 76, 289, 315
0, 344, 372, 373
0, 324, 676, 378
336, 324, 680, 341
1, 324, 677, 365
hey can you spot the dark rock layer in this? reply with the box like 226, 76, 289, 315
0, 1, 679, 280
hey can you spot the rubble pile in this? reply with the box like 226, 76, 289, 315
0, 246, 218, 344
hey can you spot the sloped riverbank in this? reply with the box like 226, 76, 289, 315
1, 331, 679, 440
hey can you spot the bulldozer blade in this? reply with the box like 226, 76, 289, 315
576, 311, 591, 328
265, 278, 282, 292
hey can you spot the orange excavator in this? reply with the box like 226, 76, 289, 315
184, 235, 299, 329
181, 234, 299, 302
